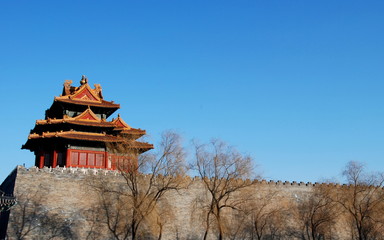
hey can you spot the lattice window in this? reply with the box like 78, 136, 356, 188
69, 150, 105, 168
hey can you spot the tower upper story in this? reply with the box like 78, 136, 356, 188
22, 76, 153, 170
46, 75, 120, 120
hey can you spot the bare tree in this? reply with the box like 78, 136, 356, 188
145, 199, 174, 240
247, 190, 288, 240
192, 139, 258, 240
83, 207, 105, 240
296, 184, 339, 240
336, 161, 384, 240
8, 186, 75, 240
226, 188, 288, 240
91, 131, 186, 240
9, 188, 43, 239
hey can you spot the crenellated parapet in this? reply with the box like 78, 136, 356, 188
13, 165, 350, 189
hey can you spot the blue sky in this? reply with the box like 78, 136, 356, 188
1, 1, 383, 183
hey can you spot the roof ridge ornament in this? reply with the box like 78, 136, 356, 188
63, 80, 73, 96
80, 75, 88, 85
94, 83, 103, 99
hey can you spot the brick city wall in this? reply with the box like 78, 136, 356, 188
0, 166, 348, 239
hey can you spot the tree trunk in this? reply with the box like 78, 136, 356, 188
217, 213, 223, 240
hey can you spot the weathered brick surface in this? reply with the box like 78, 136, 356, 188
1, 166, 348, 239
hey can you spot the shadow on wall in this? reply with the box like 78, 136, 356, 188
0, 168, 17, 239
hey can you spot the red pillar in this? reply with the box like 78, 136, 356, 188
39, 153, 44, 169
104, 152, 108, 169
66, 149, 71, 167
52, 150, 58, 168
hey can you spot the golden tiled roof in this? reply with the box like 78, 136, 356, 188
26, 131, 153, 149
55, 79, 120, 108
54, 98, 120, 108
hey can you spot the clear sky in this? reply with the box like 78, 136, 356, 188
1, 1, 383, 183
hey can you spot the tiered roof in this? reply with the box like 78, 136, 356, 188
55, 80, 120, 109
22, 76, 153, 153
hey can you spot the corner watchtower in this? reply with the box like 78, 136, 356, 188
22, 76, 153, 170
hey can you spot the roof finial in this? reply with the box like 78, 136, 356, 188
80, 75, 88, 85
